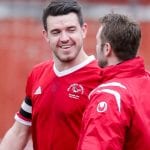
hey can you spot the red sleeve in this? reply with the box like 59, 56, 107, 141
15, 71, 33, 126
78, 87, 132, 150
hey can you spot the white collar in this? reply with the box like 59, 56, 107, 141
53, 55, 95, 77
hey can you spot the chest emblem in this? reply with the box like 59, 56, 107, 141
67, 83, 84, 100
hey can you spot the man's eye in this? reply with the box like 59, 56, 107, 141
51, 30, 60, 35
68, 27, 76, 32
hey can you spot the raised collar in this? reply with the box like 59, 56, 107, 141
101, 57, 145, 82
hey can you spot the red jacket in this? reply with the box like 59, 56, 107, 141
78, 57, 150, 150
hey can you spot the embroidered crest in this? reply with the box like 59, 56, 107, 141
67, 83, 84, 99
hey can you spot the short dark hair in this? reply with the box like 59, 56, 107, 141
42, 0, 84, 31
99, 13, 141, 60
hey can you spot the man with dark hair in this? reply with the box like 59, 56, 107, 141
0, 0, 101, 149
77, 13, 150, 150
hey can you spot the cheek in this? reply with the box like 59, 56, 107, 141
48, 37, 58, 45
96, 44, 100, 54
73, 34, 83, 45
96, 45, 100, 60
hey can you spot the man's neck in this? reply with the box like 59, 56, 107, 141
54, 51, 89, 72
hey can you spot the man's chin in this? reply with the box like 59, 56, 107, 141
59, 56, 74, 63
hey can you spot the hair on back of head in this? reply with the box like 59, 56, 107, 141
99, 13, 141, 60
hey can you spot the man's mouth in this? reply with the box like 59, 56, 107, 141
60, 45, 72, 49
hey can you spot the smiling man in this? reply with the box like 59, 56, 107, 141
0, 0, 101, 150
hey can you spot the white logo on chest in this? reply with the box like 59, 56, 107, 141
67, 83, 84, 99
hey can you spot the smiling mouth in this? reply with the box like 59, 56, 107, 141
59, 45, 72, 49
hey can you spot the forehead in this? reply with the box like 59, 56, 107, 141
46, 12, 80, 30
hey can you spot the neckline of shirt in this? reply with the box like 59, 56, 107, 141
53, 55, 95, 77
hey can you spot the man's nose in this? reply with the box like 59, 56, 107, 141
60, 31, 69, 42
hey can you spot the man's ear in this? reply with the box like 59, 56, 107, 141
42, 29, 49, 42
81, 23, 88, 39
103, 42, 112, 56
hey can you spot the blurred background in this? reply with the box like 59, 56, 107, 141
0, 0, 150, 147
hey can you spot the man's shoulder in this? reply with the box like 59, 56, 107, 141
89, 81, 127, 99
32, 60, 53, 73
83, 59, 100, 73
27, 60, 54, 82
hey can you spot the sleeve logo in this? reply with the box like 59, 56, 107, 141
97, 101, 108, 112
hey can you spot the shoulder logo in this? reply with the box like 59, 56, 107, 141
34, 86, 42, 95
97, 101, 107, 112
67, 83, 84, 100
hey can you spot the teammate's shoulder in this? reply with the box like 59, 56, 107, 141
86, 56, 100, 69
89, 81, 127, 99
